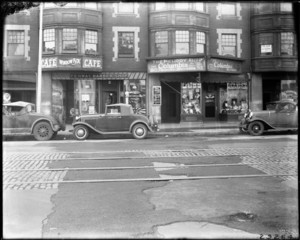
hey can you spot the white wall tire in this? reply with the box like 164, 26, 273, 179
74, 125, 89, 140
132, 124, 148, 139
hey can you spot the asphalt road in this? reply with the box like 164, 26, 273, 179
3, 134, 298, 239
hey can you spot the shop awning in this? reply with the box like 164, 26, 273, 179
201, 73, 247, 83
52, 72, 147, 80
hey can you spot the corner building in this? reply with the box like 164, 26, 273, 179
147, 2, 252, 123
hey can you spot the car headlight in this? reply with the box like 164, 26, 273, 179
75, 116, 81, 121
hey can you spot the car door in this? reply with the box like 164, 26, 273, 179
96, 106, 123, 132
275, 102, 297, 128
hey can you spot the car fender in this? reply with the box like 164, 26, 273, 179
129, 120, 152, 132
247, 117, 275, 130
31, 118, 60, 133
72, 121, 106, 134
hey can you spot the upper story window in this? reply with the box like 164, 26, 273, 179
281, 32, 295, 56
175, 31, 189, 55
196, 32, 205, 54
280, 3, 292, 12
195, 2, 204, 12
43, 29, 55, 54
7, 30, 25, 56
118, 2, 134, 14
85, 30, 98, 55
118, 32, 134, 58
44, 2, 56, 8
175, 2, 189, 10
259, 33, 273, 56
221, 3, 236, 15
155, 2, 167, 10
85, 2, 98, 10
221, 34, 236, 57
257, 3, 272, 13
64, 3, 77, 8
63, 28, 77, 52
155, 31, 168, 56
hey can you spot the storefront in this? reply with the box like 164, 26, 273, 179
147, 56, 248, 123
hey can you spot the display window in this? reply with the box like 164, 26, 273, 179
181, 82, 201, 115
74, 80, 97, 115
124, 79, 146, 114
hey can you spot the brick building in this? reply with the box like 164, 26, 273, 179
2, 2, 298, 125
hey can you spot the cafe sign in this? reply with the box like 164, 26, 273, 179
42, 56, 102, 70
207, 58, 241, 73
148, 58, 205, 73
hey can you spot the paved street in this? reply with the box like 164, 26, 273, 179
3, 134, 298, 239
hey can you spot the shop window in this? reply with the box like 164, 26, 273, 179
281, 32, 295, 56
280, 3, 292, 12
155, 2, 167, 10
84, 2, 98, 10
221, 3, 236, 16
118, 32, 134, 58
196, 32, 205, 54
175, 2, 189, 10
63, 29, 77, 52
124, 79, 146, 114
259, 33, 273, 56
43, 29, 55, 54
195, 2, 204, 12
176, 31, 189, 55
155, 31, 168, 56
85, 30, 98, 55
181, 83, 201, 115
221, 34, 236, 57
7, 30, 25, 56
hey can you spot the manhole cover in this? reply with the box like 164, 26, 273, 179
229, 212, 257, 222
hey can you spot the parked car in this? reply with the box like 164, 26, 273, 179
3, 101, 65, 141
72, 103, 159, 140
239, 100, 298, 136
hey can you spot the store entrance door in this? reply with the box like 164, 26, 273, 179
161, 82, 181, 123
203, 83, 217, 120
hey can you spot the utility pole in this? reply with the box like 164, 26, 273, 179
36, 2, 43, 113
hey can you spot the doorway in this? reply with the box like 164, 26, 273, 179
100, 80, 122, 113
203, 83, 217, 120
161, 82, 181, 123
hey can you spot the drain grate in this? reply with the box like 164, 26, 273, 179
229, 212, 257, 222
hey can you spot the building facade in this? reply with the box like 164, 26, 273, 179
250, 2, 298, 111
3, 2, 298, 125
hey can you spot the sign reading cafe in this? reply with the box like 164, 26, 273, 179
42, 56, 102, 70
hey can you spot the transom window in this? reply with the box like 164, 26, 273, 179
63, 29, 77, 52
7, 30, 25, 56
118, 32, 134, 58
280, 3, 292, 12
85, 30, 98, 55
155, 2, 166, 10
118, 2, 134, 13
175, 2, 189, 10
196, 32, 205, 54
221, 3, 236, 15
176, 31, 189, 54
155, 31, 168, 56
221, 34, 236, 57
43, 29, 55, 53
281, 32, 294, 56
259, 33, 273, 56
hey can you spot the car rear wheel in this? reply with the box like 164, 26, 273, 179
248, 121, 264, 136
132, 124, 148, 139
74, 125, 89, 140
33, 121, 54, 141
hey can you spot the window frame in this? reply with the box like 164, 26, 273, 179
7, 30, 25, 57
62, 28, 78, 53
280, 32, 295, 56
118, 32, 135, 58
43, 28, 55, 54
155, 31, 168, 56
259, 33, 273, 56
175, 31, 190, 55
196, 32, 206, 54
85, 30, 98, 55
221, 34, 237, 57
220, 3, 236, 16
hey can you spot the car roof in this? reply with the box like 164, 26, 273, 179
3, 101, 35, 107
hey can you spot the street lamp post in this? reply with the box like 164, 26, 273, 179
36, 2, 43, 113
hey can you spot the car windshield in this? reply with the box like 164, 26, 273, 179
107, 106, 121, 114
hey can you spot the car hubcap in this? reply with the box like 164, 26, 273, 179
136, 128, 144, 136
253, 125, 260, 132
77, 129, 85, 137
38, 126, 48, 137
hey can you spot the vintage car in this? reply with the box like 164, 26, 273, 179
3, 101, 65, 141
72, 103, 159, 140
239, 100, 298, 136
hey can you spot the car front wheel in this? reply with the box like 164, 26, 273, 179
74, 125, 89, 140
248, 121, 264, 136
33, 121, 54, 141
132, 124, 148, 139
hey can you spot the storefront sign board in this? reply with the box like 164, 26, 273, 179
148, 58, 205, 73
153, 86, 161, 105
207, 58, 241, 73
